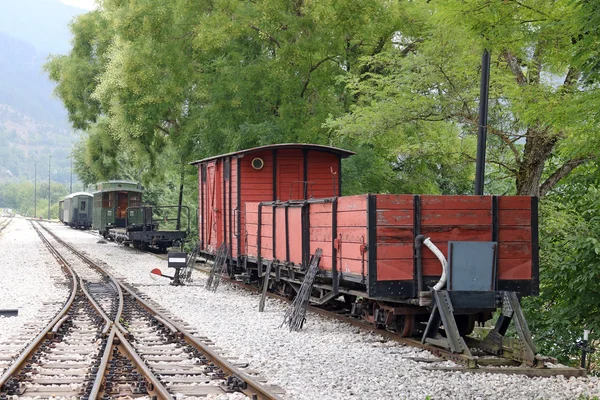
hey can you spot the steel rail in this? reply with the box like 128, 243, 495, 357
0, 221, 78, 389
35, 223, 175, 398
89, 328, 116, 399
39, 223, 283, 399
0, 218, 12, 235
118, 282, 284, 400
79, 276, 113, 335
114, 328, 174, 400
37, 223, 126, 327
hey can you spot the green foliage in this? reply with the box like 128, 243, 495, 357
0, 181, 68, 218
523, 164, 600, 369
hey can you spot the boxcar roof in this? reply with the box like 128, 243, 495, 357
189, 143, 355, 165
93, 180, 143, 194
65, 192, 93, 199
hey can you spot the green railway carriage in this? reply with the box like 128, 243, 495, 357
92, 180, 144, 235
64, 192, 94, 229
92, 180, 187, 251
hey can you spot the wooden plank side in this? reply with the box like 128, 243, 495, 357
377, 226, 414, 243
310, 212, 333, 228
498, 242, 532, 259
377, 210, 413, 227
310, 227, 367, 243
421, 210, 492, 226
420, 226, 492, 243
498, 226, 531, 242
498, 259, 532, 279
498, 196, 531, 210
375, 194, 413, 210
499, 210, 532, 226
336, 210, 367, 227
309, 203, 334, 213
337, 195, 367, 211
377, 243, 413, 259
275, 208, 287, 261
421, 195, 492, 210
288, 207, 303, 263
377, 259, 413, 281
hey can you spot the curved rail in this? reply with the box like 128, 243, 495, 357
89, 328, 115, 399
0, 221, 78, 389
35, 222, 175, 398
38, 222, 283, 400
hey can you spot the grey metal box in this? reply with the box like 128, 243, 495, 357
448, 241, 497, 291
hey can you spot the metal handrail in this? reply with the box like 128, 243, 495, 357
125, 205, 191, 235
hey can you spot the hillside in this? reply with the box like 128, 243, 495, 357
0, 1, 89, 185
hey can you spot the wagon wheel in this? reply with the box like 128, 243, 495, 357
394, 314, 416, 337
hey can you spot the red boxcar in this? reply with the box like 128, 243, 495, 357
191, 144, 354, 261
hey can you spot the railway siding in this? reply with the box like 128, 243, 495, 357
37, 222, 600, 400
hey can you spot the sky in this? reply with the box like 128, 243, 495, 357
60, 0, 96, 10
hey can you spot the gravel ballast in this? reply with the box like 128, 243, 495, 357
45, 222, 600, 400
0, 218, 70, 373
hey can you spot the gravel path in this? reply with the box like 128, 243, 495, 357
0, 218, 70, 374
46, 222, 600, 400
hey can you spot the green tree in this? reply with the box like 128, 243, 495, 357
329, 0, 598, 196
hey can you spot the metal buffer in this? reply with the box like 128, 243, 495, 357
420, 241, 540, 367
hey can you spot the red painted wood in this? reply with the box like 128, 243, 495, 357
377, 260, 413, 281
288, 207, 303, 262
310, 227, 367, 243
498, 210, 532, 226
421, 195, 492, 210
498, 196, 531, 210
377, 243, 414, 259
307, 151, 340, 197
336, 210, 368, 227
377, 210, 413, 226
498, 226, 531, 242
421, 210, 492, 226
375, 194, 413, 210
498, 259, 532, 279
337, 195, 367, 211
275, 208, 287, 260
338, 257, 366, 276
309, 203, 334, 213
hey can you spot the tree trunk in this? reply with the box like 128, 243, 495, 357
515, 127, 557, 196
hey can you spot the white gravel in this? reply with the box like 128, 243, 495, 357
0, 217, 70, 373
45, 222, 600, 400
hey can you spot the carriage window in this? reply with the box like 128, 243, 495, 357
130, 194, 141, 207
102, 193, 110, 208
80, 201, 86, 211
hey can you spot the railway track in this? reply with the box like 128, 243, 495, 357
193, 265, 587, 378
0, 221, 283, 399
0, 217, 12, 236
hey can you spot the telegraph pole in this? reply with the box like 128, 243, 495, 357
48, 156, 51, 220
34, 162, 37, 218
70, 157, 73, 194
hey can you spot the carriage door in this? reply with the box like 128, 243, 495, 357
115, 192, 129, 227
206, 163, 220, 252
